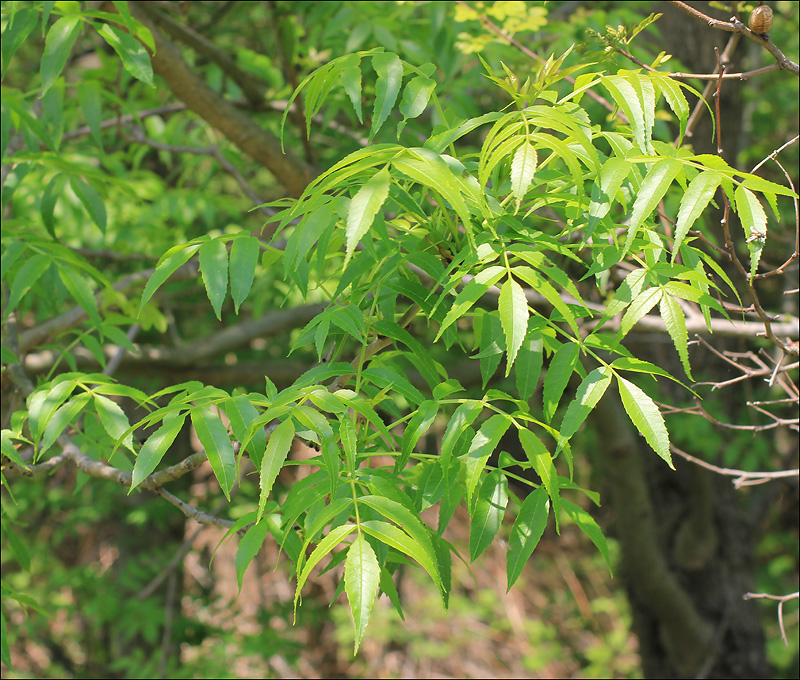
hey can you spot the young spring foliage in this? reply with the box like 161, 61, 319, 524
4, 25, 796, 654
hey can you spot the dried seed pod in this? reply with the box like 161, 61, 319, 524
749, 4, 774, 34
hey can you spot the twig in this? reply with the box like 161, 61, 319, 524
742, 591, 800, 646
670, 444, 799, 489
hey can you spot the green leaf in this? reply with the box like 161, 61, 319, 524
507, 487, 549, 591
515, 331, 543, 402
659, 294, 692, 380
235, 519, 272, 594
4, 253, 51, 321
464, 414, 512, 508
735, 186, 768, 277
69, 177, 107, 234
587, 157, 630, 237
345, 533, 381, 655
340, 63, 363, 123
371, 319, 440, 389
556, 366, 612, 454
2, 8, 38, 80
360, 520, 442, 598
58, 266, 101, 329
562, 498, 612, 573
346, 167, 391, 265
602, 75, 649, 153
398, 399, 438, 470
77, 81, 103, 148
94, 394, 135, 453
41, 15, 82, 95
519, 429, 560, 532
626, 159, 682, 255
258, 419, 295, 522
655, 74, 689, 145
97, 23, 154, 86
130, 412, 186, 492
198, 239, 229, 320
392, 147, 475, 247
542, 343, 579, 423
40, 392, 91, 453
370, 52, 404, 141
294, 523, 357, 615
616, 376, 672, 468
191, 406, 236, 501
229, 236, 259, 313
513, 266, 580, 337
673, 171, 722, 256
498, 277, 528, 375
469, 469, 508, 561
139, 243, 202, 314
436, 266, 505, 341
399, 75, 436, 121
226, 395, 266, 467
619, 286, 662, 337
509, 141, 537, 205
440, 400, 482, 481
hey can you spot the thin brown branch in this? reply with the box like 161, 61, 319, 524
668, 1, 800, 75
670, 444, 799, 489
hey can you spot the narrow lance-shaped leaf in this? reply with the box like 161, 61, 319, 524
510, 141, 537, 206
344, 533, 381, 655
542, 343, 580, 423
399, 75, 436, 120
562, 499, 612, 573
515, 330, 543, 402
625, 159, 682, 255
673, 170, 722, 257
198, 239, 229, 320
70, 178, 107, 234
2, 8, 38, 80
294, 524, 357, 617
235, 520, 271, 594
4, 253, 51, 321
519, 429, 561, 532
41, 15, 82, 95
556, 366, 613, 454
139, 243, 202, 314
499, 277, 529, 376
259, 419, 296, 522
469, 469, 508, 561
94, 394, 135, 453
59, 266, 101, 329
619, 286, 662, 338
229, 236, 260, 313
40, 393, 92, 454
659, 294, 692, 380
616, 375, 672, 468
191, 406, 237, 501
735, 185, 768, 278
440, 400, 482, 482
345, 166, 391, 265
398, 399, 438, 471
340, 63, 363, 123
370, 52, 403, 142
130, 412, 187, 492
97, 23, 154, 87
436, 266, 506, 341
507, 487, 549, 591
464, 414, 511, 508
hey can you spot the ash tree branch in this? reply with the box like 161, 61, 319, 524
124, 2, 316, 198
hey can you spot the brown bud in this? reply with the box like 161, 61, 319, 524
749, 4, 774, 34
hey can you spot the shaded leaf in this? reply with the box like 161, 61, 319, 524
507, 487, 549, 590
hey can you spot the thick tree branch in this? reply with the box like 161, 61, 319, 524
125, 2, 316, 198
